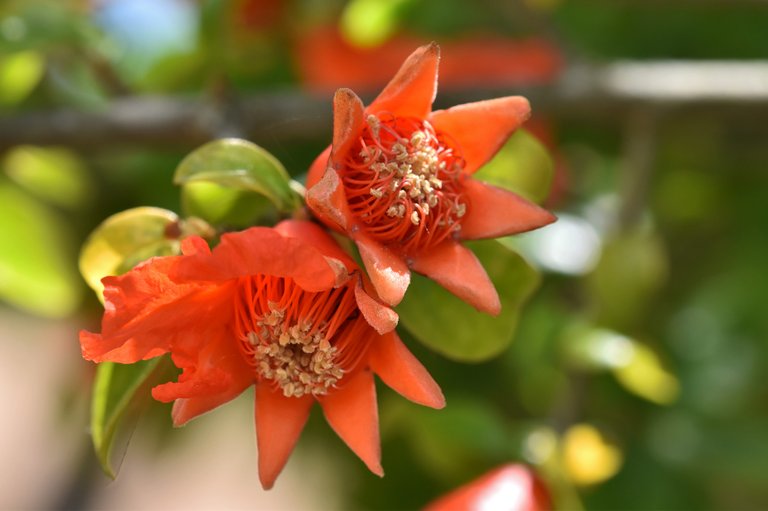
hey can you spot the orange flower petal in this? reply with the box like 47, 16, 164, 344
306, 145, 330, 189
274, 219, 357, 271
330, 88, 366, 166
353, 232, 411, 306
369, 331, 445, 409
79, 257, 224, 363
367, 42, 439, 119
429, 96, 531, 174
177, 227, 338, 291
354, 275, 398, 334
171, 382, 251, 427
254, 385, 314, 490
410, 240, 501, 315
320, 369, 383, 476
151, 324, 252, 403
459, 178, 557, 240
306, 166, 355, 233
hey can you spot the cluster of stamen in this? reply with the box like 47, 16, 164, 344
342, 113, 467, 251
234, 275, 369, 398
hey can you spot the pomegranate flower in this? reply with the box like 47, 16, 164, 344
80, 220, 444, 489
306, 43, 556, 314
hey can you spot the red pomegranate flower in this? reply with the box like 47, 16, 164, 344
306, 43, 556, 314
424, 464, 551, 511
80, 220, 444, 489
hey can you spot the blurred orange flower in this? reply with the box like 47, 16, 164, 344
80, 220, 444, 489
306, 43, 556, 313
424, 464, 551, 511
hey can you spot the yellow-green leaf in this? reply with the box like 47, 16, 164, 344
0, 181, 81, 317
174, 138, 300, 212
475, 129, 555, 205
91, 358, 166, 478
79, 207, 180, 300
0, 50, 44, 105
398, 240, 540, 362
3, 145, 92, 208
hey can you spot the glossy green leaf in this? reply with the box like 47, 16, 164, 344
398, 240, 540, 362
91, 358, 165, 478
475, 129, 555, 205
181, 180, 273, 228
340, 0, 410, 48
79, 207, 180, 301
0, 181, 81, 317
0, 50, 44, 105
174, 138, 300, 212
3, 145, 92, 208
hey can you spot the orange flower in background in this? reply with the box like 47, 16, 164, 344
80, 220, 444, 489
424, 464, 551, 511
306, 43, 556, 314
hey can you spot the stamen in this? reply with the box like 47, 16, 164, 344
234, 275, 369, 398
341, 113, 467, 251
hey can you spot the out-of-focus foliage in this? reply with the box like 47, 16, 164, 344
2, 0, 768, 510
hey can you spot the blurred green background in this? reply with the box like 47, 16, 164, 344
1, 0, 767, 509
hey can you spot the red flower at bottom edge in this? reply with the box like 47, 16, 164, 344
424, 464, 551, 511
306, 43, 556, 315
80, 220, 444, 489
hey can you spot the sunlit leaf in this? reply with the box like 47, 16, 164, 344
475, 129, 555, 205
340, 0, 410, 48
0, 50, 44, 105
398, 240, 540, 362
79, 207, 180, 301
3, 145, 92, 208
562, 424, 623, 486
181, 180, 273, 228
0, 180, 80, 317
613, 342, 679, 405
90, 358, 166, 478
174, 138, 300, 212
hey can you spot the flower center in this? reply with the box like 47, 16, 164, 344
233, 274, 369, 398
341, 113, 467, 252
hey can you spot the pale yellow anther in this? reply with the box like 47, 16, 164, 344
249, 304, 342, 398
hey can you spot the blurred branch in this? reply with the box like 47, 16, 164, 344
1, 60, 768, 151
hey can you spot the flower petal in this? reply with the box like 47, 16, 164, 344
254, 385, 314, 490
79, 257, 227, 363
306, 166, 355, 233
429, 96, 531, 174
171, 381, 251, 427
274, 219, 357, 272
459, 178, 556, 240
151, 317, 253, 404
410, 240, 501, 315
353, 232, 411, 306
320, 369, 383, 476
354, 275, 398, 334
368, 42, 439, 119
330, 88, 366, 166
176, 227, 338, 291
369, 331, 445, 409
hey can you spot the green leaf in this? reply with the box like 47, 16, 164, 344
79, 207, 180, 301
474, 129, 555, 205
3, 145, 92, 208
340, 0, 411, 48
398, 240, 540, 362
0, 180, 81, 317
90, 358, 166, 478
0, 50, 44, 105
180, 180, 273, 228
174, 138, 301, 212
